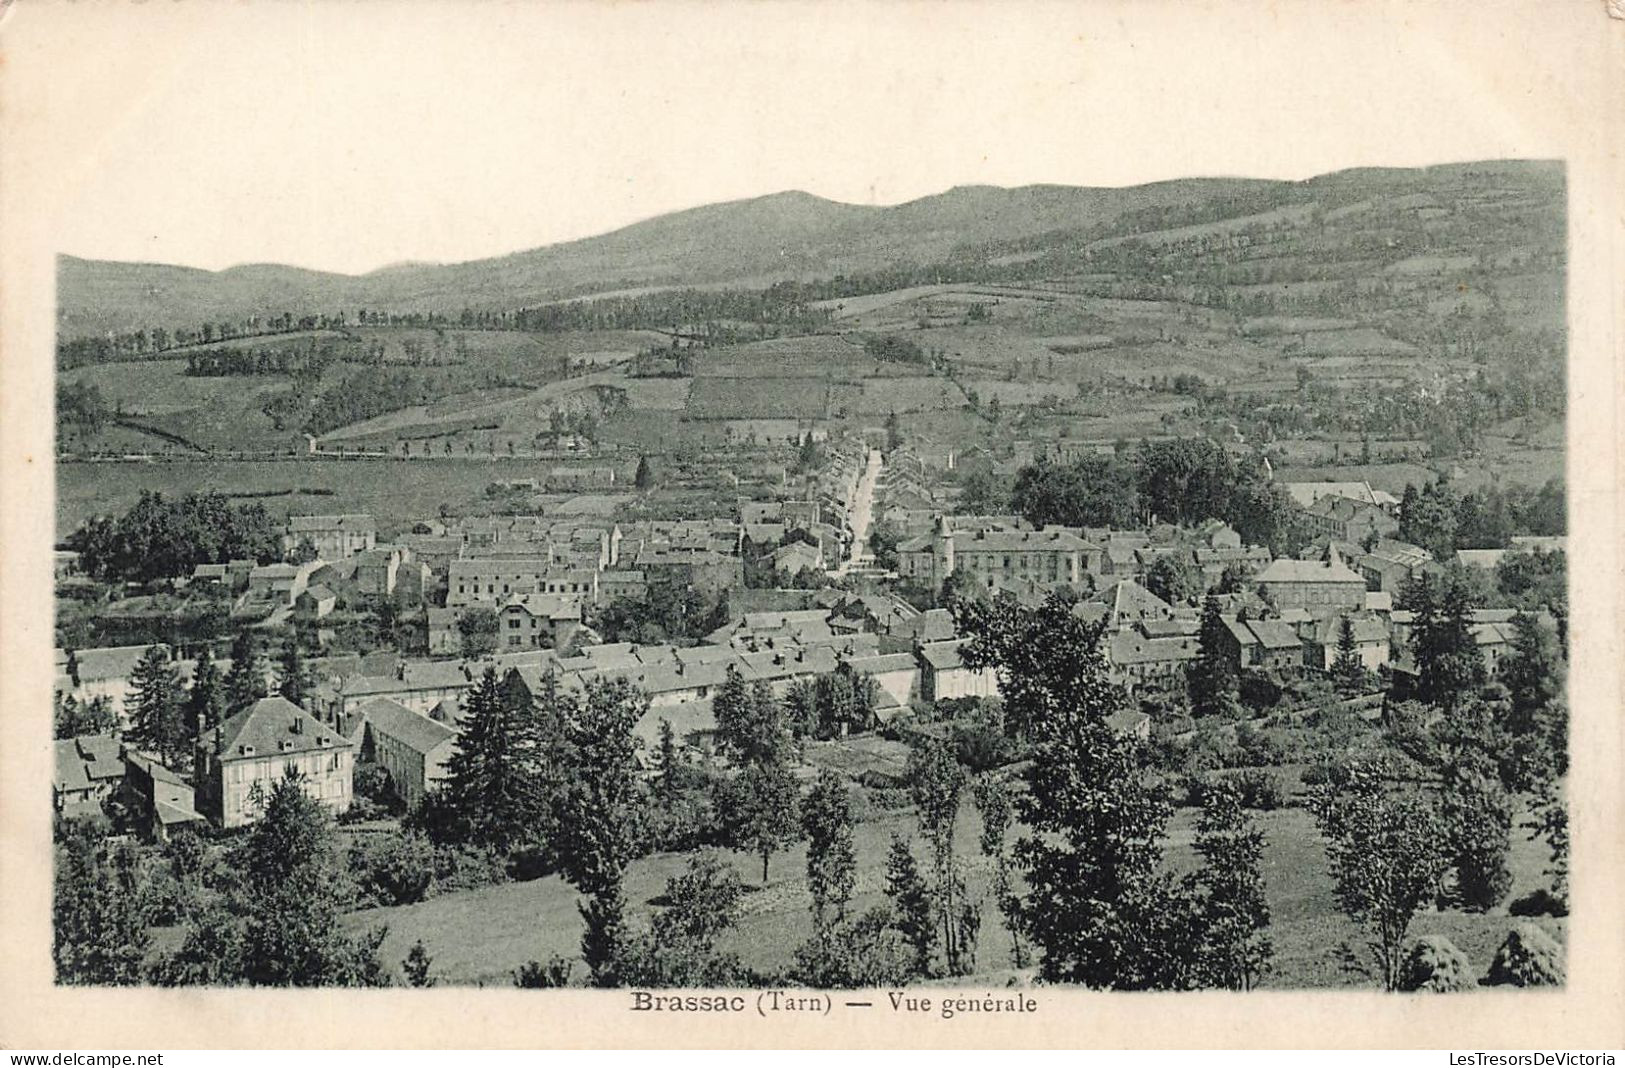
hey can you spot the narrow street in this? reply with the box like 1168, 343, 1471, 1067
836, 447, 883, 576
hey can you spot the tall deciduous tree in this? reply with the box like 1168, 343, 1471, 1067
725, 758, 801, 885
53, 825, 149, 985
908, 736, 972, 975
884, 834, 936, 978
973, 774, 1026, 968
1310, 762, 1447, 991
801, 770, 857, 929
957, 591, 1198, 988
1191, 781, 1272, 990
236, 769, 391, 987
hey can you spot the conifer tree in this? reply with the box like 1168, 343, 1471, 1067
128, 644, 185, 766
1332, 616, 1367, 694
185, 645, 226, 742
1188, 593, 1240, 717
278, 631, 312, 706
223, 630, 268, 716
1411, 572, 1485, 710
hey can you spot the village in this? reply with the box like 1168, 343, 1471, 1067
48, 158, 1573, 994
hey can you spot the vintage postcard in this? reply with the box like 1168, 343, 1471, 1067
1, 0, 1621, 1051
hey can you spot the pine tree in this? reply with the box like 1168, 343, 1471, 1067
884, 834, 936, 978
185, 645, 226, 742
278, 631, 312, 706
223, 630, 268, 716
1332, 616, 1367, 694
801, 771, 857, 929
128, 644, 184, 766
441, 668, 547, 850
1412, 572, 1485, 710
1188, 594, 1240, 717
559, 676, 646, 987
1500, 610, 1563, 734
655, 718, 682, 804
634, 455, 654, 490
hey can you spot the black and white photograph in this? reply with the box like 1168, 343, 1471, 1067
3, 0, 1621, 1053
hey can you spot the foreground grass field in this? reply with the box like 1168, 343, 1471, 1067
344, 800, 1563, 989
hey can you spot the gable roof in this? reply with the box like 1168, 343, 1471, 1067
361, 697, 458, 755
55, 734, 124, 792
214, 696, 351, 760
1255, 556, 1365, 585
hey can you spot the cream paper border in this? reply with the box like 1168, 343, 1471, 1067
2, 0, 1621, 1050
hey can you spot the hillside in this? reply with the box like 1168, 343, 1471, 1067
58, 177, 1296, 337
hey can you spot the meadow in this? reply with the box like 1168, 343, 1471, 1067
339, 798, 1561, 989
55, 458, 570, 540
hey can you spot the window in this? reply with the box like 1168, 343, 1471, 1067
508, 618, 520, 629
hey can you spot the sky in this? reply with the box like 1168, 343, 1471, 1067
9, 0, 1586, 276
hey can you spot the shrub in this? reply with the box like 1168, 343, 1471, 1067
1398, 935, 1473, 993
348, 830, 436, 907
1485, 924, 1565, 987
1300, 764, 1332, 787
514, 957, 573, 988
1221, 768, 1285, 810
864, 787, 914, 811
953, 720, 1015, 773
1508, 888, 1568, 918
431, 842, 508, 893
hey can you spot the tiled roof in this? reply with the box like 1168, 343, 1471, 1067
214, 696, 351, 760
69, 644, 163, 683
289, 514, 375, 532
1256, 557, 1364, 585
361, 697, 458, 755
55, 734, 123, 792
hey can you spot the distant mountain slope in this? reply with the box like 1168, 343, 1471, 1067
56, 162, 1559, 338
